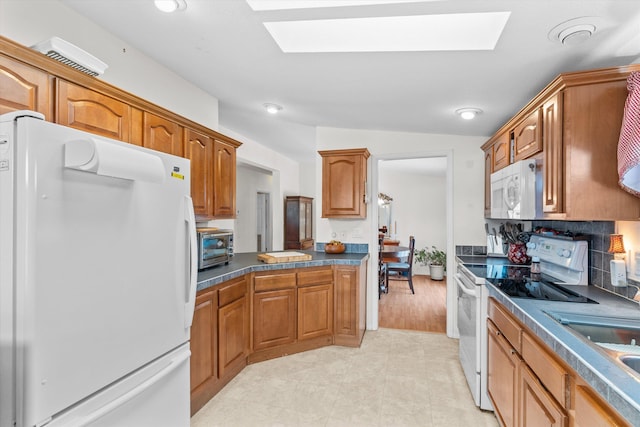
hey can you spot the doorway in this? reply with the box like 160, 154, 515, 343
370, 151, 456, 337
377, 157, 448, 333
256, 192, 271, 252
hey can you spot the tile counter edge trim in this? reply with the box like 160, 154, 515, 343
196, 256, 370, 292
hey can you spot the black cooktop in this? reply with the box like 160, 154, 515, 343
463, 263, 597, 303
491, 277, 597, 303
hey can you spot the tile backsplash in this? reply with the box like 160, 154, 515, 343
532, 220, 640, 300
465, 220, 640, 302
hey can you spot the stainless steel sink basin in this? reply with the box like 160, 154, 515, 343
546, 311, 640, 346
619, 355, 640, 375
546, 311, 640, 377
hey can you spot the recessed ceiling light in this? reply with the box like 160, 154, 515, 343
264, 12, 510, 53
456, 108, 482, 120
246, 0, 432, 11
264, 103, 283, 114
154, 0, 187, 13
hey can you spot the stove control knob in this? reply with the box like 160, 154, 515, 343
557, 249, 571, 258
526, 242, 536, 250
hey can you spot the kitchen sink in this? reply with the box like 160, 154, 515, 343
546, 311, 640, 346
546, 311, 640, 377
619, 355, 640, 375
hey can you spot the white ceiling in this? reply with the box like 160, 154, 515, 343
60, 0, 640, 162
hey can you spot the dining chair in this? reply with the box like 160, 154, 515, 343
385, 236, 415, 294
378, 237, 388, 298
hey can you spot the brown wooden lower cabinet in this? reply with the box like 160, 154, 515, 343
519, 363, 567, 427
189, 289, 218, 415
487, 319, 520, 427
190, 276, 248, 416
253, 288, 296, 351
334, 263, 367, 347
573, 380, 630, 427
191, 263, 366, 415
487, 298, 631, 427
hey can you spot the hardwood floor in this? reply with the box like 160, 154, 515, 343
378, 274, 447, 333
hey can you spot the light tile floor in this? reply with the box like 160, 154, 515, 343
191, 328, 499, 427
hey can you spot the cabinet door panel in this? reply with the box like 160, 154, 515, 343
298, 283, 333, 340
493, 133, 511, 172
185, 128, 214, 219
0, 54, 51, 119
574, 384, 630, 427
57, 80, 130, 141
190, 290, 218, 414
542, 93, 563, 214
253, 289, 296, 350
519, 364, 567, 427
319, 149, 369, 218
513, 109, 542, 162
143, 112, 183, 156
487, 319, 519, 427
212, 139, 236, 218
218, 296, 248, 378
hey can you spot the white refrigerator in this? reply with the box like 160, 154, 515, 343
0, 111, 197, 427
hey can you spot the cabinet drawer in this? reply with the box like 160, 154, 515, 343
218, 278, 247, 307
522, 331, 568, 408
489, 299, 522, 352
254, 273, 296, 292
297, 267, 333, 286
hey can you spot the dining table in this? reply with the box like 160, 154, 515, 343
380, 245, 411, 262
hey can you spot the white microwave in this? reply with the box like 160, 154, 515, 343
490, 159, 538, 219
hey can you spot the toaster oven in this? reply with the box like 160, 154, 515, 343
197, 228, 233, 270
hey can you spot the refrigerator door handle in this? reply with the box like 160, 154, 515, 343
184, 195, 198, 328
69, 349, 191, 427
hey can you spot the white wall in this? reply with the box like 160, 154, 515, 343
0, 0, 219, 130
379, 168, 446, 276
235, 164, 274, 253
220, 126, 302, 252
316, 127, 487, 247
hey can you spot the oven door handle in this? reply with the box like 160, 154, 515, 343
455, 273, 479, 297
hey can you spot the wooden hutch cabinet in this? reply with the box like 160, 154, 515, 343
318, 148, 370, 219
284, 196, 313, 250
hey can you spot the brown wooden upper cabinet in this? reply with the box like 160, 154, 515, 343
482, 64, 640, 220
0, 54, 52, 120
143, 112, 183, 156
184, 128, 214, 219
212, 138, 238, 219
318, 148, 370, 219
57, 80, 132, 142
0, 35, 242, 221
512, 108, 542, 162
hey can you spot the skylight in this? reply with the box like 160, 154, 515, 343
263, 12, 511, 53
247, 0, 432, 11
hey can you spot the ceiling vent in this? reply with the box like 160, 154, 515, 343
31, 37, 108, 76
548, 17, 602, 46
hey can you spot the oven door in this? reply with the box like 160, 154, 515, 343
198, 233, 230, 269
456, 271, 481, 406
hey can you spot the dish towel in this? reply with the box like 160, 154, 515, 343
618, 71, 640, 196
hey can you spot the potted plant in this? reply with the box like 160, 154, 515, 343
414, 245, 446, 281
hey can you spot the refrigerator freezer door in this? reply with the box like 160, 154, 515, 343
11, 116, 192, 426
49, 344, 190, 427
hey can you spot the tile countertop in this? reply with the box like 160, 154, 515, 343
197, 251, 369, 292
487, 282, 640, 425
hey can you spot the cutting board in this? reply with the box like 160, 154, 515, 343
257, 251, 312, 264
